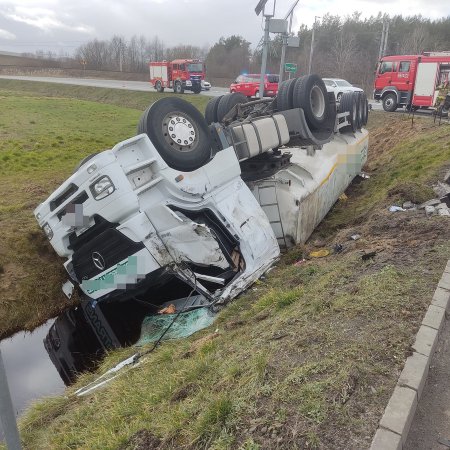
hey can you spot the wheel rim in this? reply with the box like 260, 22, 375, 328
162, 112, 198, 152
385, 98, 393, 108
337, 93, 342, 102
310, 85, 326, 118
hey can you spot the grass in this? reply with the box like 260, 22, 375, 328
0, 83, 449, 448
0, 81, 209, 338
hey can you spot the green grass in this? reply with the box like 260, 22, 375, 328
0, 82, 209, 338
1, 86, 449, 449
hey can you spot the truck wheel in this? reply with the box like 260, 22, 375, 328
336, 92, 343, 102
382, 93, 397, 112
339, 92, 358, 133
73, 153, 99, 173
292, 74, 329, 129
205, 95, 223, 124
193, 85, 201, 94
277, 78, 296, 111
356, 92, 365, 130
216, 92, 248, 123
360, 93, 369, 126
254, 90, 260, 98
155, 81, 164, 93
137, 98, 211, 171
174, 81, 184, 94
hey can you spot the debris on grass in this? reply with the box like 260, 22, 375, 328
309, 249, 330, 258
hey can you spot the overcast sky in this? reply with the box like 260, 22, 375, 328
0, 0, 449, 55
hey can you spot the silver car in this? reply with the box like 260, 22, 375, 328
322, 78, 363, 102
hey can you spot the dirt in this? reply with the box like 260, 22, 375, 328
119, 430, 162, 450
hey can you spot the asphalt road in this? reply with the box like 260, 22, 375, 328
0, 75, 228, 97
405, 318, 450, 450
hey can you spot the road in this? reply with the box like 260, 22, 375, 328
0, 75, 228, 97
405, 317, 450, 450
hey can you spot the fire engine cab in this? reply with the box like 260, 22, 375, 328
374, 51, 450, 111
149, 59, 205, 95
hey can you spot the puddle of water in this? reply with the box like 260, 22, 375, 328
0, 320, 65, 439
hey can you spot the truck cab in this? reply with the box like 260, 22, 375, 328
374, 52, 450, 112
374, 55, 418, 111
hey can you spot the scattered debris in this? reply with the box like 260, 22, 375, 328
158, 304, 176, 315
389, 205, 406, 212
294, 259, 306, 266
402, 201, 416, 210
333, 244, 343, 254
425, 205, 436, 216
441, 193, 450, 207
309, 249, 330, 258
433, 181, 450, 198
350, 234, 361, 241
362, 251, 376, 261
418, 198, 441, 209
438, 208, 450, 217
339, 193, 348, 201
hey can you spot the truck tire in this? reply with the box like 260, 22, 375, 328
356, 92, 365, 130
205, 95, 223, 124
382, 93, 397, 112
339, 92, 358, 133
73, 153, 99, 173
193, 85, 201, 94
137, 98, 211, 171
360, 93, 369, 126
277, 78, 296, 111
155, 80, 164, 93
216, 92, 248, 123
174, 81, 184, 94
292, 74, 329, 130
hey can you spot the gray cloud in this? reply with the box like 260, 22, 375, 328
0, 0, 448, 54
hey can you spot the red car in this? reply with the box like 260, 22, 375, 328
230, 74, 279, 98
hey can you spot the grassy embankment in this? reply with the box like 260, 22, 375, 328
0, 79, 209, 339
1, 80, 450, 449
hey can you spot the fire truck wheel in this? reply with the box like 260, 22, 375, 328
193, 85, 201, 94
205, 95, 223, 124
339, 92, 358, 133
155, 81, 164, 93
138, 98, 211, 171
382, 93, 397, 112
174, 81, 184, 94
277, 78, 296, 111
217, 92, 248, 123
292, 75, 329, 129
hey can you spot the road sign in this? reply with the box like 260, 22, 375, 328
284, 63, 297, 73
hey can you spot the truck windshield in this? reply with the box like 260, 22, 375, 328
187, 63, 203, 72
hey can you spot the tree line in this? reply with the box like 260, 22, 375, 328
23, 14, 450, 91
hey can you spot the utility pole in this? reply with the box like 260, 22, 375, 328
383, 20, 390, 56
308, 16, 320, 75
0, 349, 21, 450
378, 21, 386, 61
278, 0, 299, 84
259, 14, 271, 98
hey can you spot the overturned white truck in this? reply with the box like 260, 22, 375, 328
34, 75, 369, 383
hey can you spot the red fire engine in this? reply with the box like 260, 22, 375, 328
374, 51, 450, 111
149, 59, 205, 94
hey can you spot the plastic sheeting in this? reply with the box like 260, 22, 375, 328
135, 307, 216, 346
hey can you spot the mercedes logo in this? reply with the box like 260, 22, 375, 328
92, 252, 105, 270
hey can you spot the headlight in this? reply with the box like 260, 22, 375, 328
90, 176, 115, 200
43, 222, 53, 240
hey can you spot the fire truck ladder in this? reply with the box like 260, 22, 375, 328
255, 182, 288, 251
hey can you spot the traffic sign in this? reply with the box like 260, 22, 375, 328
284, 63, 297, 73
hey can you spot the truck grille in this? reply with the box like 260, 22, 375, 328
72, 228, 144, 281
